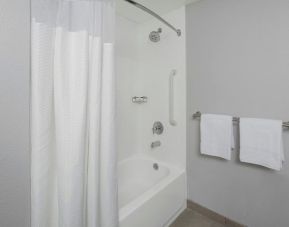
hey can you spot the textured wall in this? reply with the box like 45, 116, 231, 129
186, 1, 289, 226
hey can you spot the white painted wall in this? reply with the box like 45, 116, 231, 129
186, 1, 289, 226
0, 0, 30, 226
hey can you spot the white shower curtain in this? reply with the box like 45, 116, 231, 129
31, 1, 118, 227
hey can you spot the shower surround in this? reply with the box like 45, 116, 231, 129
116, 6, 187, 227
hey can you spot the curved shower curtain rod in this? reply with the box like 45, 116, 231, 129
123, 0, 182, 36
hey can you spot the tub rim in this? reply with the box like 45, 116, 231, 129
118, 154, 185, 221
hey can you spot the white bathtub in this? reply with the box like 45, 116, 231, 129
118, 155, 186, 227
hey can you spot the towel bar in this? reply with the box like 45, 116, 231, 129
192, 111, 289, 129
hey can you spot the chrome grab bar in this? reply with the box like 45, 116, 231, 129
169, 70, 177, 126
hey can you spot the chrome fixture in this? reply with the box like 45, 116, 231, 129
132, 96, 148, 104
123, 0, 181, 37
153, 163, 159, 170
152, 121, 164, 135
169, 69, 177, 126
151, 141, 161, 149
192, 111, 289, 129
149, 28, 162, 42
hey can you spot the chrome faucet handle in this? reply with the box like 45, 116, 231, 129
151, 141, 161, 149
152, 121, 164, 135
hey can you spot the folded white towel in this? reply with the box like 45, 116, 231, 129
201, 114, 234, 160
240, 118, 284, 171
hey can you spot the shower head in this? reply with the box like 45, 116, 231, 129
149, 28, 162, 42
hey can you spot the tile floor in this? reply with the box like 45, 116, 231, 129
170, 208, 226, 227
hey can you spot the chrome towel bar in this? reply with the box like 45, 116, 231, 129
192, 111, 289, 129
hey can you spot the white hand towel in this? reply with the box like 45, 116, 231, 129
201, 114, 234, 160
240, 118, 284, 171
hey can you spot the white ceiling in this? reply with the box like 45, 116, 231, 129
116, 0, 200, 23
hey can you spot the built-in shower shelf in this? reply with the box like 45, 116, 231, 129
132, 96, 148, 104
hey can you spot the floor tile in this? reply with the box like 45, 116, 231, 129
170, 209, 226, 227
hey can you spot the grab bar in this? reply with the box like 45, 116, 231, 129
169, 69, 177, 126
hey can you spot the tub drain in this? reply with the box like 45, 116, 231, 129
153, 163, 159, 170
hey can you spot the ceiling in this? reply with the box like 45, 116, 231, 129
116, 0, 200, 23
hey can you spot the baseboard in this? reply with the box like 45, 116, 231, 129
164, 201, 187, 227
187, 200, 247, 227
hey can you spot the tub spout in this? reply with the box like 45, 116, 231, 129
151, 141, 161, 149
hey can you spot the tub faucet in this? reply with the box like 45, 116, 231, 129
151, 141, 161, 149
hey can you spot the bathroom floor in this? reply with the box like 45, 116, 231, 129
170, 208, 226, 227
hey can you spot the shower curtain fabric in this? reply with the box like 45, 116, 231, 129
31, 0, 118, 227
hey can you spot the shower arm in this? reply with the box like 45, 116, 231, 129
123, 0, 181, 37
